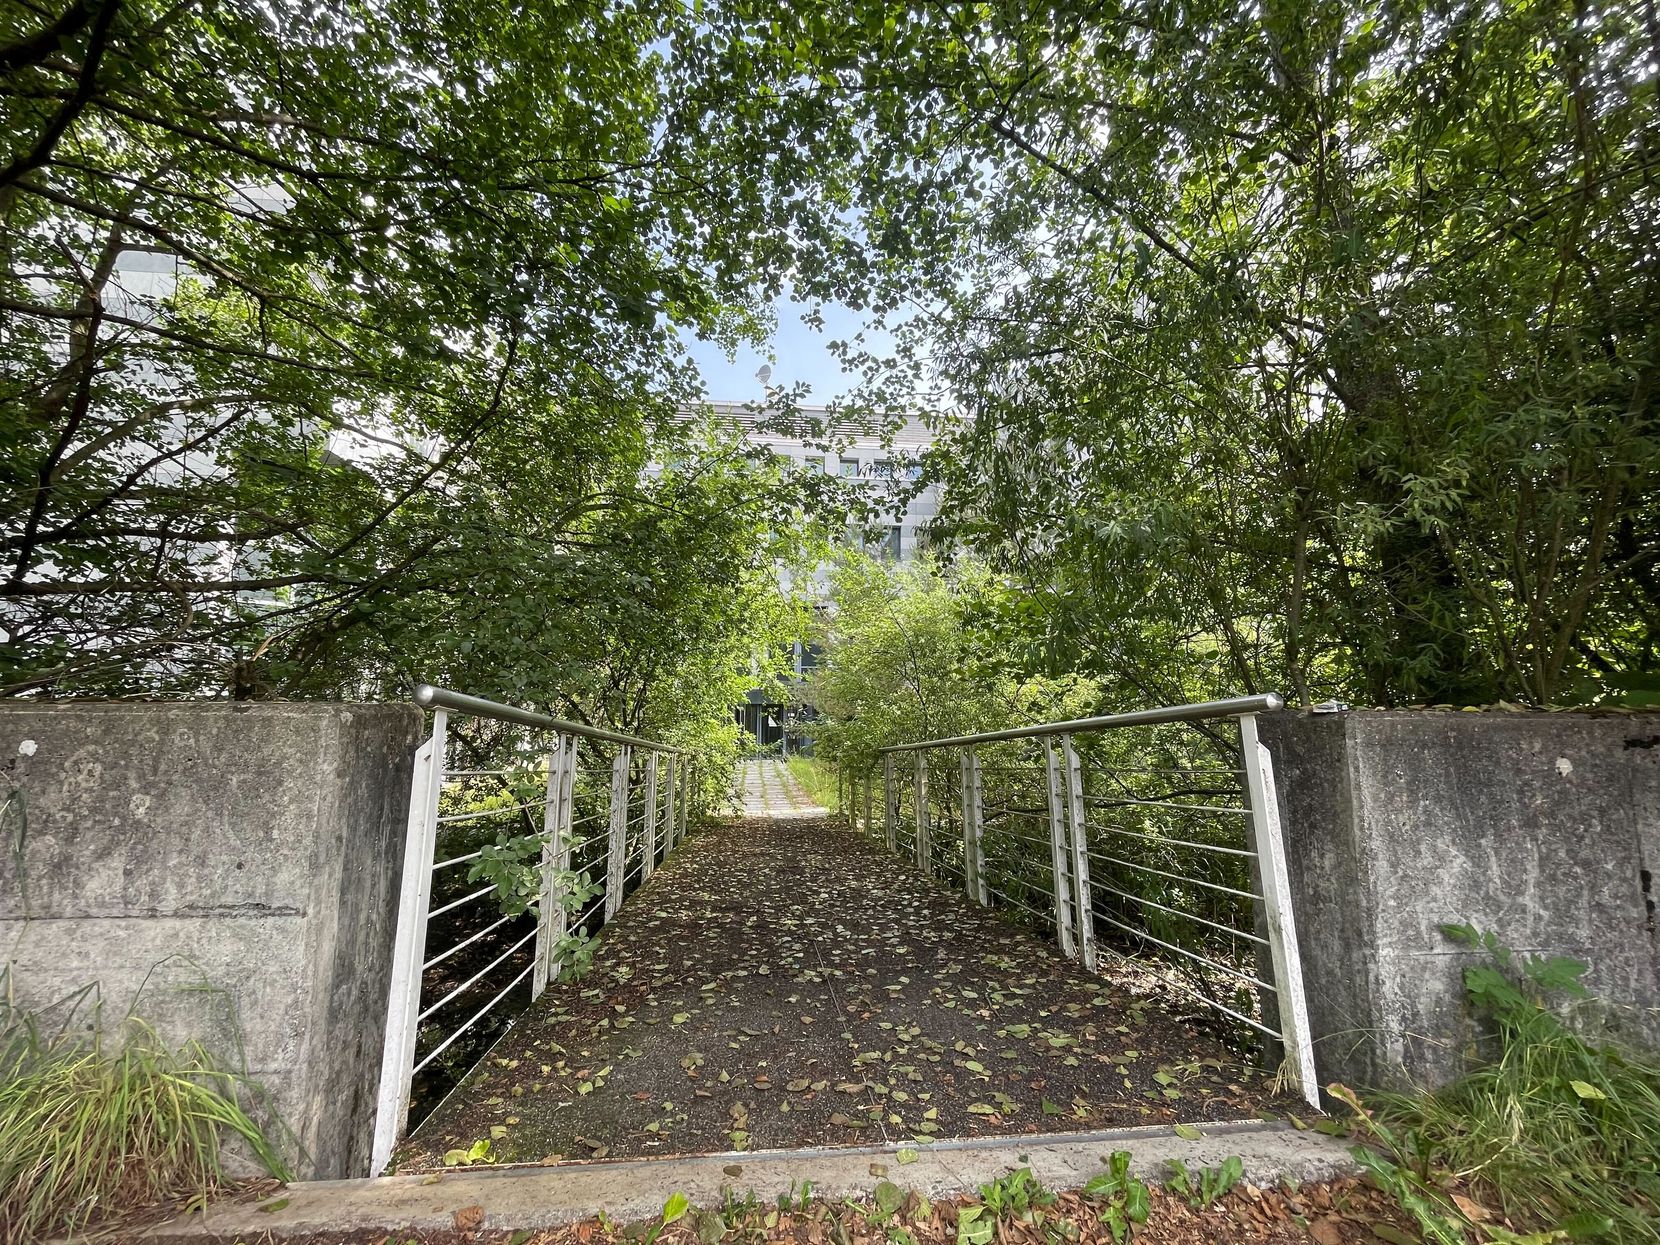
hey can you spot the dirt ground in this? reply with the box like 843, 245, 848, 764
400, 813, 1303, 1169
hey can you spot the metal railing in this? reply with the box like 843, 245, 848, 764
840, 695, 1317, 1109
370, 684, 699, 1175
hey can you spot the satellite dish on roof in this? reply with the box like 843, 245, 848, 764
756, 364, 773, 386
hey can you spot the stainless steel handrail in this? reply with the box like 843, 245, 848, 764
414, 683, 685, 752
877, 694, 1284, 752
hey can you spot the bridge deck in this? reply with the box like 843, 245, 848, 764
399, 761, 1293, 1168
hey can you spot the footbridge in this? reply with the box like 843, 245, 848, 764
370, 687, 1318, 1177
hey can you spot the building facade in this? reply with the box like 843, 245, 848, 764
705, 402, 940, 753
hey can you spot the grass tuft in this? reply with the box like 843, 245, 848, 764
0, 982, 291, 1242
784, 755, 838, 810
1341, 924, 1659, 1244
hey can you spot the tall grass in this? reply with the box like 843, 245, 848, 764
1340, 925, 1659, 1244
785, 755, 838, 810
0, 983, 291, 1242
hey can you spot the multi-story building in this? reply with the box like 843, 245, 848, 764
703, 402, 939, 751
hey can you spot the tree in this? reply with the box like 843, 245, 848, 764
0, 0, 832, 731
709, 0, 1660, 707
806, 553, 1097, 772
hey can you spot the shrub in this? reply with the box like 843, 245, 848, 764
0, 984, 290, 1241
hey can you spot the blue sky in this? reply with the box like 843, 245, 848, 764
683, 294, 889, 404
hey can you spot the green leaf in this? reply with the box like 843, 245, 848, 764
663, 1192, 690, 1224
1173, 1122, 1203, 1140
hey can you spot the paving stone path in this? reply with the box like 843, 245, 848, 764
735, 758, 823, 818
400, 768, 1295, 1170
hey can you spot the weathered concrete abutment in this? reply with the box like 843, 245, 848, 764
0, 702, 421, 1179
1260, 709, 1660, 1093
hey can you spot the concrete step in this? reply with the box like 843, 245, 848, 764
149, 1121, 1355, 1238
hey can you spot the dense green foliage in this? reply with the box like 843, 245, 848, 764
1342, 927, 1660, 1243
6, 0, 1655, 724
804, 554, 1097, 773
0, 0, 829, 744
711, 0, 1660, 707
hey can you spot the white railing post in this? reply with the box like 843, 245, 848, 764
371, 708, 448, 1176
532, 733, 564, 999
605, 745, 631, 920
1043, 737, 1079, 960
643, 752, 659, 880
913, 751, 931, 874
662, 755, 677, 857
1239, 712, 1319, 1109
1061, 733, 1097, 972
961, 746, 988, 905
883, 755, 897, 850
533, 733, 578, 995
677, 758, 691, 843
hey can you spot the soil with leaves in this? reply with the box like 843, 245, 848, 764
141, 1172, 1424, 1245
399, 815, 1302, 1169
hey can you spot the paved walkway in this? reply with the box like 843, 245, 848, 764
735, 758, 823, 817
400, 770, 1295, 1169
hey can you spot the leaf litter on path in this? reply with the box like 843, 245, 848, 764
398, 814, 1303, 1169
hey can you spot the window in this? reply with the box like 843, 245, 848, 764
804, 455, 825, 472
838, 458, 860, 478
870, 459, 893, 479
881, 525, 902, 560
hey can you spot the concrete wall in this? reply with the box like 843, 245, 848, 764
1260, 710, 1660, 1094
0, 702, 422, 1179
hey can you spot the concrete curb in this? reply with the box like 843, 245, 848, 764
149, 1123, 1357, 1238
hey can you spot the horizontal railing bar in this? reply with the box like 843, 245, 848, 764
1090, 881, 1270, 946
428, 883, 496, 919
415, 683, 686, 752
1082, 766, 1246, 777
1092, 911, 1276, 993
436, 800, 547, 825
418, 927, 539, 1022
1094, 943, 1282, 1040
1081, 822, 1258, 859
986, 885, 1051, 923
1083, 796, 1249, 815
981, 803, 1047, 819
412, 963, 534, 1075
879, 695, 1281, 752
985, 827, 1059, 853
568, 892, 605, 930
1087, 852, 1261, 901
432, 849, 483, 871
422, 912, 517, 970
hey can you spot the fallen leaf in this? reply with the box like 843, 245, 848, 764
453, 1205, 485, 1232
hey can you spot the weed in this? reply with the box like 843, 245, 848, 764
958, 1167, 1057, 1244
1163, 1155, 1243, 1210
1083, 1150, 1151, 1241
1340, 924, 1659, 1244
0, 981, 289, 1241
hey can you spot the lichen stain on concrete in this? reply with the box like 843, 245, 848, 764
1555, 756, 1574, 778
